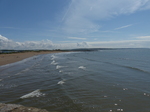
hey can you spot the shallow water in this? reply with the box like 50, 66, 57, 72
0, 49, 150, 112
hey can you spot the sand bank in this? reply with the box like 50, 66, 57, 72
0, 51, 67, 66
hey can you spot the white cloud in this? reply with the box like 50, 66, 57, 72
18, 40, 54, 50
136, 36, 150, 39
88, 40, 150, 48
0, 35, 9, 41
0, 35, 17, 49
114, 24, 133, 30
62, 0, 150, 34
1, 35, 150, 50
0, 35, 55, 50
60, 39, 150, 48
68, 37, 86, 40
77, 42, 89, 48
0, 35, 89, 50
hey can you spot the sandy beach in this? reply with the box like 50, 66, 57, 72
0, 51, 67, 66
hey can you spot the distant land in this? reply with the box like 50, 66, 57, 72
0, 48, 120, 54
0, 48, 149, 54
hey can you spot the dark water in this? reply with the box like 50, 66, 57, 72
0, 49, 150, 112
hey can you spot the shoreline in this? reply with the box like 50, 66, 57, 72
0, 51, 68, 66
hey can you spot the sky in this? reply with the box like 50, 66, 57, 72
1, 0, 150, 49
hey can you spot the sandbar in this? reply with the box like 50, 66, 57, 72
0, 51, 67, 66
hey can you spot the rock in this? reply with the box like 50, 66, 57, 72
0, 103, 49, 112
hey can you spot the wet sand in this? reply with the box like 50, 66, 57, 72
0, 51, 67, 66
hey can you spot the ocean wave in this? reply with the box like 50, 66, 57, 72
6, 84, 18, 88
20, 89, 45, 99
0, 84, 18, 89
51, 55, 57, 60
15, 68, 30, 75
118, 65, 150, 74
51, 60, 58, 65
59, 70, 63, 73
57, 80, 66, 85
103, 61, 150, 74
51, 55, 55, 58
22, 68, 30, 72
78, 66, 86, 70
56, 65, 66, 69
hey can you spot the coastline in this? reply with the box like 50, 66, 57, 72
0, 50, 68, 66
0, 51, 68, 112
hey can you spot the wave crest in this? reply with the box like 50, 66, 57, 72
79, 66, 86, 70
20, 89, 45, 99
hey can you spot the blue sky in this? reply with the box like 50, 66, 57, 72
1, 0, 150, 49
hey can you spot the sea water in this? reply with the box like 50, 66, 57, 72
0, 48, 150, 112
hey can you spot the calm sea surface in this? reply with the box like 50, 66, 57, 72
0, 49, 150, 112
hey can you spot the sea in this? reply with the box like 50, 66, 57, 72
0, 48, 150, 112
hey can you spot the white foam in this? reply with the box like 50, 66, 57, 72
117, 109, 121, 111
15, 72, 21, 75
51, 60, 55, 63
57, 80, 65, 85
123, 88, 128, 90
59, 70, 62, 73
78, 66, 86, 70
51, 55, 55, 57
20, 89, 45, 99
51, 60, 58, 65
51, 55, 57, 60
22, 68, 30, 72
56, 65, 66, 69
15, 68, 30, 75
116, 109, 124, 111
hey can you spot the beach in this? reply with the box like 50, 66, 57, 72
0, 51, 67, 66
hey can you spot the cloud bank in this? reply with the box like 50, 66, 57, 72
0, 35, 89, 50
89, 40, 150, 48
136, 36, 150, 39
1, 35, 150, 49
0, 35, 55, 50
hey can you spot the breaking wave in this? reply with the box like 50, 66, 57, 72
78, 66, 86, 70
57, 80, 65, 85
51, 60, 58, 65
51, 55, 57, 60
20, 89, 45, 99
56, 65, 66, 69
